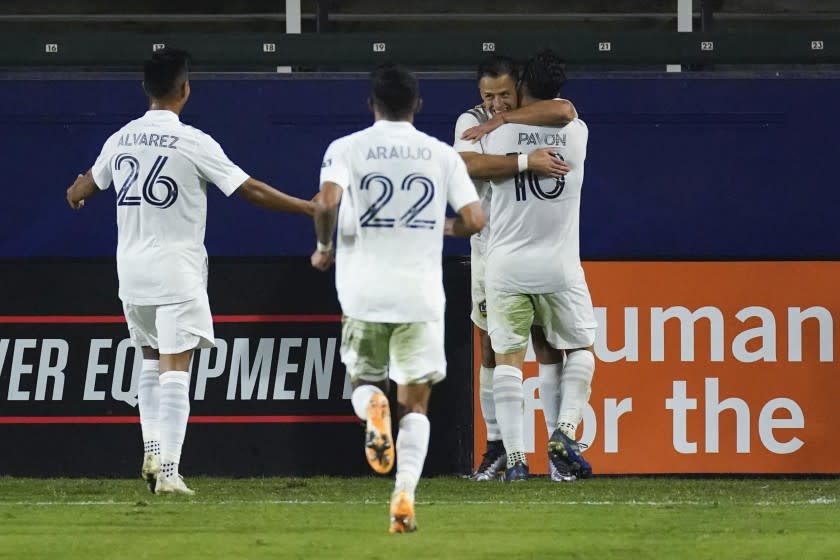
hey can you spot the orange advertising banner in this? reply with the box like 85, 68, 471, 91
472, 262, 840, 474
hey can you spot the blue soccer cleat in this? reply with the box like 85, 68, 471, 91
548, 429, 592, 478
548, 459, 577, 483
504, 461, 530, 482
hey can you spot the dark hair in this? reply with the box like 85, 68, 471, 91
369, 63, 419, 120
520, 48, 567, 100
143, 48, 190, 99
476, 55, 519, 83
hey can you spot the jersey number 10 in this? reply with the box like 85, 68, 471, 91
508, 152, 566, 202
115, 154, 179, 209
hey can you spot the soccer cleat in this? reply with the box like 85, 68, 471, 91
548, 457, 577, 482
388, 490, 417, 534
548, 429, 593, 478
140, 452, 161, 494
155, 474, 195, 496
365, 392, 395, 474
471, 440, 506, 481
504, 461, 530, 482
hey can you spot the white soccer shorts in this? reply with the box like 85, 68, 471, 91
123, 293, 215, 355
340, 316, 447, 386
486, 282, 597, 354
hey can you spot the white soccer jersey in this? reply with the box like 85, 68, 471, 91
453, 107, 492, 255
484, 118, 589, 293
320, 119, 480, 323
91, 110, 249, 305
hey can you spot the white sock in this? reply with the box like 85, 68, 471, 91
538, 361, 563, 437
138, 359, 161, 456
557, 350, 595, 438
394, 413, 430, 500
351, 385, 384, 420
159, 370, 190, 477
479, 366, 501, 441
493, 364, 526, 464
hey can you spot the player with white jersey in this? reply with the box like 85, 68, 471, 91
66, 49, 315, 495
477, 49, 597, 482
311, 64, 483, 533
453, 55, 579, 482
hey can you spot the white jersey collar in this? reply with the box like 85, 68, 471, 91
372, 119, 415, 131
143, 109, 181, 122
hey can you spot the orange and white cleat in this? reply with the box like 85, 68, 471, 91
365, 392, 394, 474
388, 490, 417, 534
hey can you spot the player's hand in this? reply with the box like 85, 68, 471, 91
528, 148, 570, 178
310, 249, 335, 271
461, 113, 504, 142
66, 174, 86, 209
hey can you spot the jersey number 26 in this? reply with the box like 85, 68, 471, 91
115, 154, 179, 209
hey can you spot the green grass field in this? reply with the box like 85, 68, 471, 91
1, 476, 838, 559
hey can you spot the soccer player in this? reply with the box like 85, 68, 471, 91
310, 64, 483, 533
452, 55, 578, 481
65, 48, 315, 495
478, 49, 597, 482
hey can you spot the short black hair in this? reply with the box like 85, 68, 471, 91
369, 63, 419, 120
520, 48, 567, 100
476, 55, 519, 83
143, 48, 190, 99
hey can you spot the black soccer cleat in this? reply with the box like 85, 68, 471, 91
471, 440, 507, 481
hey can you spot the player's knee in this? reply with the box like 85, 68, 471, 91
530, 327, 561, 363
397, 400, 428, 418
567, 346, 594, 356
535, 347, 564, 364
479, 330, 496, 367
396, 383, 432, 418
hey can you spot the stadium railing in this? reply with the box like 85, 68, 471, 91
1, 30, 839, 70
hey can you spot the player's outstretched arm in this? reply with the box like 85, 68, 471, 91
237, 178, 316, 216
461, 149, 569, 181
500, 98, 577, 127
66, 170, 100, 210
444, 201, 485, 238
461, 99, 577, 142
310, 181, 343, 271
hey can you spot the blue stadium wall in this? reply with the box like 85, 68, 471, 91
3, 73, 839, 259
1, 74, 838, 476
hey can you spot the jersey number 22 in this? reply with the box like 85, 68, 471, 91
358, 172, 436, 229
